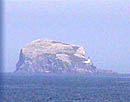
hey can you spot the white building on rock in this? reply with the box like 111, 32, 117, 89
83, 57, 93, 65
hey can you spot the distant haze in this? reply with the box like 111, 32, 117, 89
4, 0, 130, 73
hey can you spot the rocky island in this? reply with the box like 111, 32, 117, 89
15, 39, 113, 74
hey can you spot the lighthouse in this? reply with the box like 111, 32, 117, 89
83, 57, 93, 65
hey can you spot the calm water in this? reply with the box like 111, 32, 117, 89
1, 73, 130, 102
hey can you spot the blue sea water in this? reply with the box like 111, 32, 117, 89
1, 73, 130, 102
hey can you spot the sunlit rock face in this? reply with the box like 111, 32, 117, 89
15, 39, 96, 73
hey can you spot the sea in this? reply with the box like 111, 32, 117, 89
1, 73, 130, 102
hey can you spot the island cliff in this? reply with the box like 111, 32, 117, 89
15, 39, 109, 74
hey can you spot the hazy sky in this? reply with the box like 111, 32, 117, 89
4, 0, 130, 73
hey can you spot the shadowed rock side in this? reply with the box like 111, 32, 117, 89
16, 49, 25, 72
15, 39, 97, 73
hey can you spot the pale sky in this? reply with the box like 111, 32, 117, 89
4, 0, 130, 73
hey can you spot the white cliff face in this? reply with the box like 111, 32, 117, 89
56, 54, 71, 64
16, 39, 96, 73
74, 47, 86, 58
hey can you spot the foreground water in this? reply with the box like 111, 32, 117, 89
1, 73, 130, 102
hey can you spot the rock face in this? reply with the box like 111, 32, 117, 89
15, 39, 96, 73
